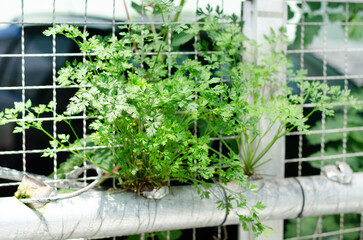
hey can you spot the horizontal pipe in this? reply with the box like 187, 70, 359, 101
1, 173, 363, 239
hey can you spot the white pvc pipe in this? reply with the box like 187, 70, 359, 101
1, 173, 363, 239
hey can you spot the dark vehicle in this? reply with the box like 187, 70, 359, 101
0, 19, 115, 194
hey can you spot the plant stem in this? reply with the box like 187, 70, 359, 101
205, 120, 235, 154
65, 119, 81, 143
249, 120, 276, 162
252, 127, 283, 166
149, 33, 166, 81
208, 145, 230, 160
173, 0, 186, 23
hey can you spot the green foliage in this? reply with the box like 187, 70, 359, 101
328, 3, 363, 40
286, 3, 363, 238
285, 214, 360, 239
194, 9, 351, 177
290, 91, 363, 240
290, 2, 363, 48
43, 22, 236, 195
126, 230, 182, 240
171, 31, 194, 48
306, 89, 363, 170
0, 2, 354, 237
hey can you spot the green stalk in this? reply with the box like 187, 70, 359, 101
114, 120, 129, 150
252, 131, 282, 166
240, 131, 250, 163
64, 119, 81, 143
149, 14, 157, 35
249, 120, 276, 162
205, 120, 235, 154
36, 125, 105, 171
253, 158, 272, 169
207, 145, 231, 160
149, 33, 166, 81
173, 0, 186, 23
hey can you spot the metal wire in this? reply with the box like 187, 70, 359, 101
52, 0, 58, 189
285, 226, 363, 240
289, 21, 363, 26
1, 0, 363, 239
286, 0, 363, 239
193, 1, 199, 239
295, 0, 306, 237
287, 48, 363, 53
2, 48, 363, 58
0, 50, 220, 58
340, 3, 350, 239
4, 19, 363, 26
21, 0, 26, 174
286, 151, 363, 163
82, 0, 88, 187
0, 20, 210, 26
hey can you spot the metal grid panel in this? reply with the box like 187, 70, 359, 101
0, 0, 242, 239
1, 0, 362, 239
285, 0, 363, 239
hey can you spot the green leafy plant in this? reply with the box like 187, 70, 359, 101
194, 7, 352, 177
286, 2, 363, 239
285, 89, 363, 240
0, 1, 354, 236
0, 2, 268, 236
305, 88, 363, 170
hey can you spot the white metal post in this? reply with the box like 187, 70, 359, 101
241, 0, 286, 239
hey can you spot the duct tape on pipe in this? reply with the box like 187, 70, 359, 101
321, 161, 353, 184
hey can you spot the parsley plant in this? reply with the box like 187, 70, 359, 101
0, 2, 354, 236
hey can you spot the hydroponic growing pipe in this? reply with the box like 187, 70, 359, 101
1, 173, 363, 240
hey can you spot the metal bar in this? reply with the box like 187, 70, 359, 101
0, 144, 122, 156
1, 173, 363, 239
2, 142, 361, 163
287, 48, 363, 53
285, 226, 363, 240
286, 151, 363, 163
0, 51, 219, 58
287, 126, 363, 136
20, 0, 26, 174
0, 20, 204, 25
296, 1, 306, 237
0, 115, 91, 124
287, 74, 363, 81
0, 85, 83, 90
287, 22, 363, 26
52, 0, 58, 188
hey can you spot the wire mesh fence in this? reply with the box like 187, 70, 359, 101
0, 0, 362, 239
285, 0, 363, 239
0, 0, 243, 239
